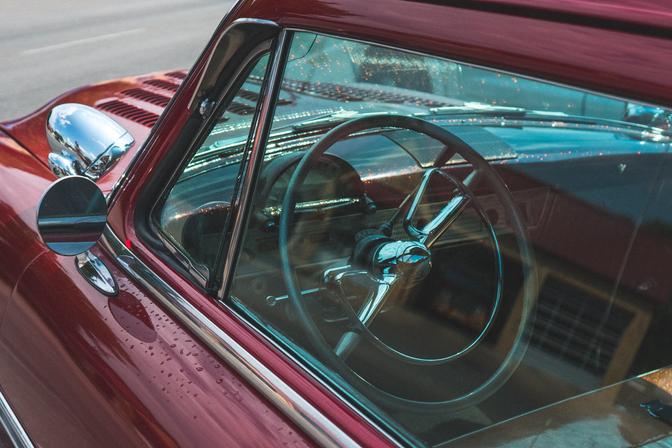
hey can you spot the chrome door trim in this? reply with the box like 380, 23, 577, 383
0, 388, 34, 448
100, 227, 359, 448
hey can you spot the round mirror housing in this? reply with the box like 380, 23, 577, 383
46, 103, 134, 179
36, 176, 107, 256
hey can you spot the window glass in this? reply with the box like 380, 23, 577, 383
156, 54, 269, 276
230, 32, 672, 446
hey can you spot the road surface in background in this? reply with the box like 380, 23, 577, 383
0, 0, 235, 121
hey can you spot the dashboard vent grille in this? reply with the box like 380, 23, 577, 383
96, 100, 159, 127
143, 79, 180, 93
530, 278, 633, 376
121, 88, 171, 107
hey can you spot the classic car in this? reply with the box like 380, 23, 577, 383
2, 0, 672, 446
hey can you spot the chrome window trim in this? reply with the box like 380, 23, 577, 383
216, 29, 291, 298
0, 387, 34, 448
100, 226, 360, 448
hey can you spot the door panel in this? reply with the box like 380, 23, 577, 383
0, 246, 311, 447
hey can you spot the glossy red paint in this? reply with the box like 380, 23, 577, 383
0, 246, 313, 447
2, 0, 672, 446
0, 5, 390, 443
0, 131, 51, 322
463, 0, 672, 31
0, 132, 316, 445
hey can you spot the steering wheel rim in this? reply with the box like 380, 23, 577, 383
279, 114, 537, 412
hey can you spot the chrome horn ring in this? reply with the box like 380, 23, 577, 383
278, 114, 537, 412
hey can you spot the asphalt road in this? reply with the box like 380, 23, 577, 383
0, 0, 236, 121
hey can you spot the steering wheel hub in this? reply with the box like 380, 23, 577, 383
374, 240, 431, 285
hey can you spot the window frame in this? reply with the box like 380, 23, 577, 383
132, 19, 281, 291
149, 49, 273, 288
213, 27, 670, 446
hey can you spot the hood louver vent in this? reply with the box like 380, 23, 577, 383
227, 101, 256, 115
121, 88, 171, 107
96, 100, 159, 127
238, 88, 292, 106
143, 79, 180, 93
165, 70, 187, 81
237, 89, 260, 103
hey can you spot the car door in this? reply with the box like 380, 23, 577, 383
0, 21, 344, 448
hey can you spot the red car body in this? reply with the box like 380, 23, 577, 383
2, 0, 672, 446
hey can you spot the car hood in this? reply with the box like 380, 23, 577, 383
0, 69, 186, 192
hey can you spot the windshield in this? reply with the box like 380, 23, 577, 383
193, 32, 669, 165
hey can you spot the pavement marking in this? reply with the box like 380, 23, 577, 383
22, 28, 146, 55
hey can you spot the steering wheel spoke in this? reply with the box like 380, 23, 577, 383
333, 273, 397, 359
356, 273, 397, 327
403, 168, 473, 247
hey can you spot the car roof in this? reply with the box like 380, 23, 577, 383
465, 0, 672, 32
235, 0, 672, 108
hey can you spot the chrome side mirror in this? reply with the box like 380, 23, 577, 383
36, 176, 107, 256
46, 103, 134, 179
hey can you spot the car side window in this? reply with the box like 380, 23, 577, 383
155, 54, 269, 277
229, 32, 672, 446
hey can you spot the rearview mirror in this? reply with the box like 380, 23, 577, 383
36, 176, 107, 256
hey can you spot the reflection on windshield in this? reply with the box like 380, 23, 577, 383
190, 32, 670, 171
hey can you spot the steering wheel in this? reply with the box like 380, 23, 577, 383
278, 114, 537, 412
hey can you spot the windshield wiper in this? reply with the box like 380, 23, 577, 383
427, 104, 671, 139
